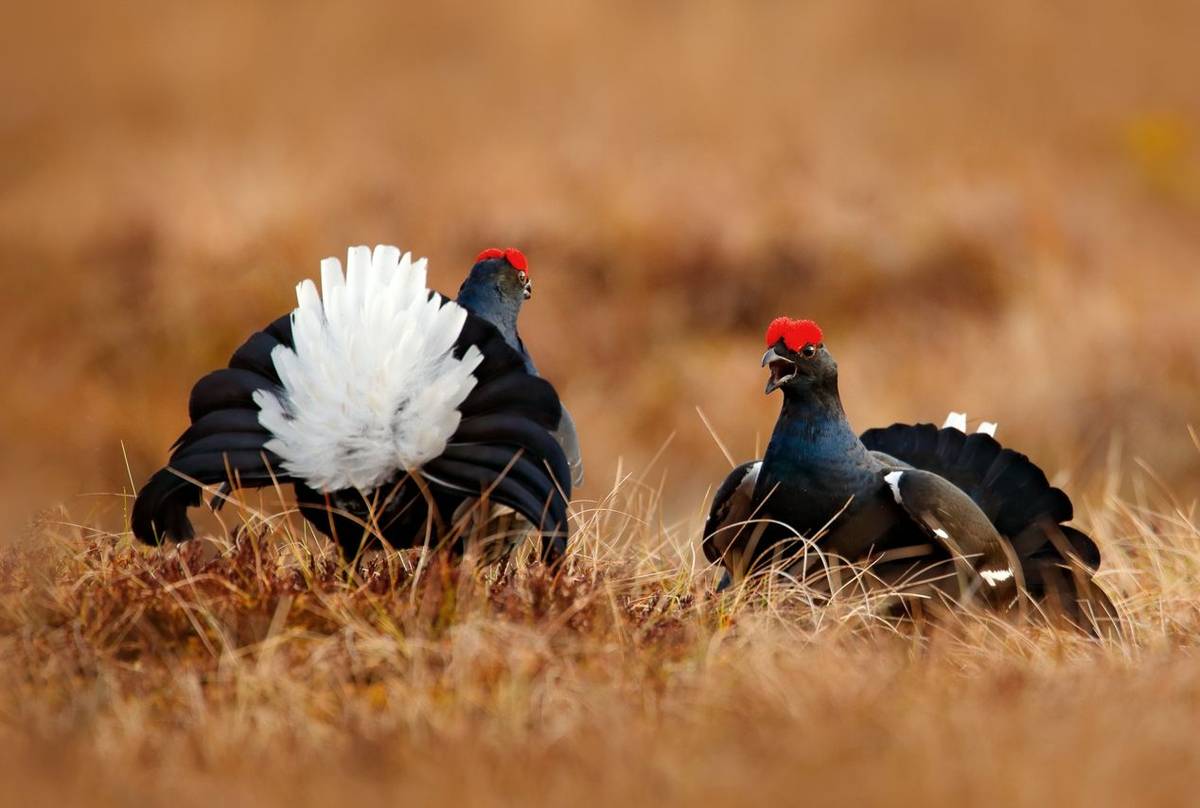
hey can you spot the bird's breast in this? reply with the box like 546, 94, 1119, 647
756, 433, 880, 538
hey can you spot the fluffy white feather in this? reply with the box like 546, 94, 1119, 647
977, 421, 998, 437
255, 245, 484, 493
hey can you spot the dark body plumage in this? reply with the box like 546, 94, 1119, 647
703, 327, 1115, 628
456, 256, 584, 487
132, 261, 572, 561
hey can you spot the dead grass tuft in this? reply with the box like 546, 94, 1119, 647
3, 471, 1200, 806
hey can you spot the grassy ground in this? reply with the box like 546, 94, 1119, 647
3, 1, 1200, 804
3, 471, 1200, 807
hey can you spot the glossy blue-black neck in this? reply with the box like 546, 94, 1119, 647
756, 375, 878, 533
455, 262, 533, 371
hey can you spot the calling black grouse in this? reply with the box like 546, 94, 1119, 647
703, 317, 1115, 628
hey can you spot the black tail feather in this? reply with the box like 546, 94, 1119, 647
1059, 525, 1102, 570
423, 456, 568, 560
169, 431, 276, 462
228, 331, 288, 380
1024, 556, 1119, 631
131, 466, 204, 543
439, 444, 567, 508
452, 413, 573, 501
137, 313, 296, 543
188, 368, 278, 422
131, 446, 289, 544
458, 370, 562, 431
426, 457, 565, 533
860, 422, 1112, 623
171, 408, 269, 452
861, 423, 1075, 540
261, 313, 294, 345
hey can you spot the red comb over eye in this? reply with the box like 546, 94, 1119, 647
474, 246, 530, 274
765, 317, 791, 348
765, 317, 823, 351
503, 248, 528, 272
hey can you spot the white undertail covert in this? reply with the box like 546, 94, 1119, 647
943, 411, 998, 437
255, 245, 484, 493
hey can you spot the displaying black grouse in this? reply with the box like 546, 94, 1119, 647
456, 247, 584, 487
703, 317, 1116, 627
131, 245, 573, 560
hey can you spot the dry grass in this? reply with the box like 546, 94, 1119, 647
4, 1, 1200, 804
3, 470, 1200, 807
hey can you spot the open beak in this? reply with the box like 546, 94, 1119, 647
523, 279, 533, 300
762, 347, 797, 394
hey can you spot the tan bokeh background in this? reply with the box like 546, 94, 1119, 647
3, 1, 1198, 536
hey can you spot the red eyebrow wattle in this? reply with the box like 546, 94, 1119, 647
765, 317, 823, 351
504, 248, 528, 272
474, 247, 529, 275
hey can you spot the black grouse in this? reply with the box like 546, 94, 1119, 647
131, 245, 573, 560
703, 317, 1116, 627
455, 247, 584, 487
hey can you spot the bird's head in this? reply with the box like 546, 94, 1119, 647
463, 247, 533, 302
761, 317, 836, 394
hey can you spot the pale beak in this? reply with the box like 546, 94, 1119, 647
523, 279, 533, 300
762, 346, 797, 394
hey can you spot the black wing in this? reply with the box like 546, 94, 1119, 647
701, 460, 763, 568
861, 423, 1096, 566
862, 423, 1116, 628
879, 467, 1019, 601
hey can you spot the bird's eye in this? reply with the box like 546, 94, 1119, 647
802, 345, 817, 358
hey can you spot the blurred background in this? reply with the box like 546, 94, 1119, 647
2, 0, 1198, 538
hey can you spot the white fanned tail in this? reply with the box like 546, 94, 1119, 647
255, 245, 484, 493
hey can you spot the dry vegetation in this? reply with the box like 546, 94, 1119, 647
4, 476, 1200, 807
3, 1, 1200, 805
